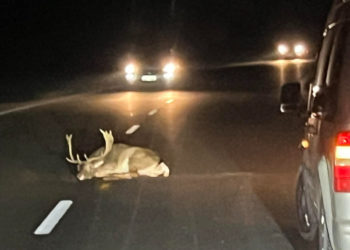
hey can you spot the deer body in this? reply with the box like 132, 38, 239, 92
65, 130, 169, 181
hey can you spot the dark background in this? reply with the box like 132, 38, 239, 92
2, 0, 332, 96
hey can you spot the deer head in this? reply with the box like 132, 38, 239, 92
65, 129, 114, 180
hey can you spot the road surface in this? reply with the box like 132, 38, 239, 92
0, 85, 316, 249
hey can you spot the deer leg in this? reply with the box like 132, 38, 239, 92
137, 164, 162, 177
159, 162, 170, 177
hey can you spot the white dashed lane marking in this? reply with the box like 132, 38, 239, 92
125, 124, 141, 135
166, 99, 174, 104
34, 200, 73, 235
148, 109, 158, 116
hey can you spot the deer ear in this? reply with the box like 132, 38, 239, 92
92, 160, 104, 168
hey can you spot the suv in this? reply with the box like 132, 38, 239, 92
280, 1, 350, 249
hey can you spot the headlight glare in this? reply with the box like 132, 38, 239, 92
163, 72, 174, 80
163, 63, 176, 73
125, 63, 136, 74
294, 44, 307, 57
277, 44, 289, 56
125, 73, 137, 83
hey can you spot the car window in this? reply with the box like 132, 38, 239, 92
323, 21, 350, 120
336, 22, 350, 121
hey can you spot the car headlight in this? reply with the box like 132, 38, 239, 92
163, 72, 174, 80
125, 63, 136, 74
163, 63, 176, 73
125, 73, 137, 82
294, 44, 307, 57
277, 44, 289, 56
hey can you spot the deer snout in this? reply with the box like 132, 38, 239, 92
77, 172, 85, 181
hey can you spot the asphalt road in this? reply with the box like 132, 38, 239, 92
0, 75, 316, 249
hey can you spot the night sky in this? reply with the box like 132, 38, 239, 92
2, 0, 332, 79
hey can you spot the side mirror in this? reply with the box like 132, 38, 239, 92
280, 82, 301, 113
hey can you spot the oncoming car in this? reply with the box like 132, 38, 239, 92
280, 1, 350, 249
122, 54, 182, 89
277, 42, 309, 59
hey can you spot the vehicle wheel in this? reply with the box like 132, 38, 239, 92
296, 171, 318, 240
318, 200, 332, 250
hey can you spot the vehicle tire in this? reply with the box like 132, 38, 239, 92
296, 171, 318, 241
318, 200, 332, 250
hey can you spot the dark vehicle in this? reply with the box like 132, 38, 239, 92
122, 50, 183, 89
276, 42, 309, 59
121, 0, 183, 89
280, 1, 350, 250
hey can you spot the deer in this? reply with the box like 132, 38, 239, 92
65, 129, 170, 181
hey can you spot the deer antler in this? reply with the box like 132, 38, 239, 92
100, 129, 114, 156
65, 134, 84, 164
82, 129, 114, 162
65, 130, 114, 165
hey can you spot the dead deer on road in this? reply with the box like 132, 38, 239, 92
65, 129, 170, 181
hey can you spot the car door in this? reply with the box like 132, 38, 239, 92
300, 9, 344, 210
306, 8, 350, 217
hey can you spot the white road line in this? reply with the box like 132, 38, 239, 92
165, 99, 174, 104
0, 99, 59, 116
148, 109, 158, 116
125, 124, 140, 135
0, 95, 81, 116
34, 200, 73, 235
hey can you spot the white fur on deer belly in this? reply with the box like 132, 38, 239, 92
94, 163, 127, 177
